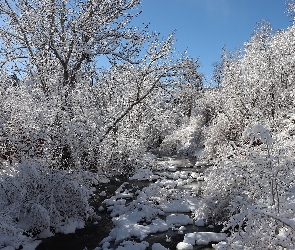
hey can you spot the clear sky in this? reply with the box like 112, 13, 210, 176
130, 0, 291, 81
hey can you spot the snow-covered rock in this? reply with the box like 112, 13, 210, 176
176, 242, 193, 250
160, 197, 199, 213
195, 218, 205, 227
183, 232, 227, 245
166, 214, 193, 227
129, 168, 159, 181
167, 165, 177, 172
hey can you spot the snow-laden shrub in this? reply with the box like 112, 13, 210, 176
97, 133, 147, 175
159, 116, 204, 156
201, 112, 244, 159
194, 158, 246, 225
213, 195, 295, 249
0, 160, 95, 248
0, 212, 33, 249
195, 124, 295, 249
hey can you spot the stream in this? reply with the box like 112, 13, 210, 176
36, 155, 221, 250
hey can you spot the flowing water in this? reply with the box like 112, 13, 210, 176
37, 155, 220, 250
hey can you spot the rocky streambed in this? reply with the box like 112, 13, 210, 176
36, 155, 225, 250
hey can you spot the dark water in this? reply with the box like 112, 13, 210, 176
37, 156, 220, 250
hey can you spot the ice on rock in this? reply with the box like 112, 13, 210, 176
190, 172, 199, 179
116, 192, 133, 199
102, 241, 110, 248
185, 162, 193, 168
194, 161, 204, 167
166, 235, 171, 242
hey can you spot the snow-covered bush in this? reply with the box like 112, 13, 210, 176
202, 112, 244, 159
159, 116, 204, 157
195, 124, 295, 249
0, 160, 95, 248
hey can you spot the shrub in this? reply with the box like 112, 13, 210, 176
0, 160, 95, 248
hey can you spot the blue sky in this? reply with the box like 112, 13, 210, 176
130, 0, 290, 81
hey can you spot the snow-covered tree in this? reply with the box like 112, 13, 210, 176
0, 0, 146, 91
